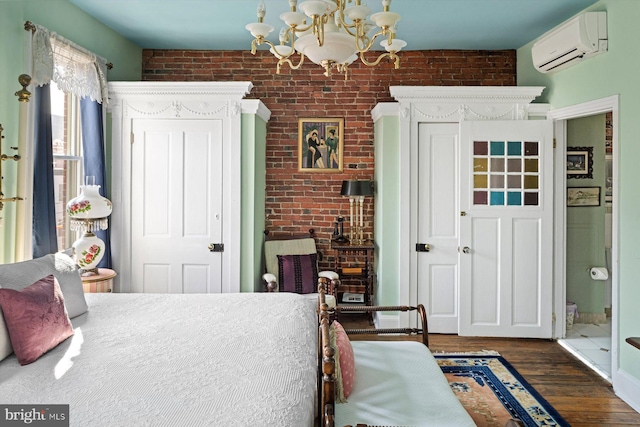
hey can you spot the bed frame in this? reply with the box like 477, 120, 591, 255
317, 277, 429, 427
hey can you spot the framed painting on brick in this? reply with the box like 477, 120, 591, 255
298, 118, 344, 172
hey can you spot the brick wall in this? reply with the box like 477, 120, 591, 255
141, 49, 516, 268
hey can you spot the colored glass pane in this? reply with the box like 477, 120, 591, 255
507, 175, 521, 188
474, 174, 488, 188
508, 159, 521, 172
474, 191, 488, 205
524, 141, 538, 156
490, 192, 505, 206
491, 158, 505, 172
524, 159, 538, 173
474, 158, 488, 172
524, 175, 539, 189
524, 192, 539, 206
507, 141, 521, 156
507, 192, 522, 206
490, 141, 504, 156
474, 141, 488, 155
491, 175, 504, 188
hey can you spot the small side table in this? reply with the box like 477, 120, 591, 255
81, 268, 117, 293
331, 239, 376, 322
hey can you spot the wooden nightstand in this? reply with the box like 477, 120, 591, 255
81, 268, 117, 293
331, 239, 376, 310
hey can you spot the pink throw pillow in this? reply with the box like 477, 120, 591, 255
333, 320, 355, 400
0, 275, 74, 366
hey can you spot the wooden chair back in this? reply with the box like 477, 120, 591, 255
263, 229, 321, 286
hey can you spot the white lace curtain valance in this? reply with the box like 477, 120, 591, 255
31, 23, 109, 104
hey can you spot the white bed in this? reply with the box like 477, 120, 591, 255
0, 292, 318, 427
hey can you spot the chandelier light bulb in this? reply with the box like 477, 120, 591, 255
257, 0, 267, 21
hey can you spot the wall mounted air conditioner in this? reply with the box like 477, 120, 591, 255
532, 11, 607, 73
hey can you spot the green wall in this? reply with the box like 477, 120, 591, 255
566, 114, 607, 315
241, 113, 267, 292
373, 114, 401, 306
0, 0, 141, 264
518, 0, 640, 383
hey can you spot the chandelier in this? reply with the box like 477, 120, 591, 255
245, 0, 406, 79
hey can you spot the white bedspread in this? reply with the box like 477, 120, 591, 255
0, 292, 318, 427
335, 341, 476, 427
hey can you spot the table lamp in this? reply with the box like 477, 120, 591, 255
66, 176, 112, 275
340, 180, 373, 245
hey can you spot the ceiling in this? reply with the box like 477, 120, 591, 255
69, 0, 599, 51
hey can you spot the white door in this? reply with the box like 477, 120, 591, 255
416, 123, 460, 333
131, 119, 224, 293
459, 120, 554, 338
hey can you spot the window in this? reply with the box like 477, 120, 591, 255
472, 140, 540, 206
51, 81, 83, 251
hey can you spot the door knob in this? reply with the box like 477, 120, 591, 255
416, 243, 431, 252
208, 243, 224, 252
461, 246, 470, 254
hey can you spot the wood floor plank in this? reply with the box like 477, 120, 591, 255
340, 313, 640, 427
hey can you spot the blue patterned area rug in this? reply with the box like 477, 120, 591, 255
435, 354, 569, 427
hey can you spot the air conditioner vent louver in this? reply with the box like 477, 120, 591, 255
532, 11, 607, 74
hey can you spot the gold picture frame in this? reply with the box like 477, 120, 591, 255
298, 118, 344, 172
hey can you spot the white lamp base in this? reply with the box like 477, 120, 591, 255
72, 231, 105, 273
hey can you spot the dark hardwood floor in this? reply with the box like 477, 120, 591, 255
339, 313, 640, 427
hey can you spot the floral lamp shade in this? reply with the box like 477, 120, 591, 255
66, 178, 112, 272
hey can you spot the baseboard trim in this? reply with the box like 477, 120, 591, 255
615, 369, 640, 413
574, 312, 607, 325
375, 311, 400, 329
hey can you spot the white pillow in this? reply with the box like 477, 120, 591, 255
0, 253, 88, 318
0, 308, 12, 361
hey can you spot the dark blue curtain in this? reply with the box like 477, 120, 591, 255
80, 98, 112, 268
32, 84, 58, 258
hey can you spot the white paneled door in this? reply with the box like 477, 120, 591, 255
131, 119, 223, 293
459, 120, 553, 338
416, 123, 460, 333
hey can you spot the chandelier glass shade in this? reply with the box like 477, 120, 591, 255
66, 176, 112, 273
246, 0, 406, 79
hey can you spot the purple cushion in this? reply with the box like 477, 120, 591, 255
0, 275, 74, 366
277, 254, 319, 294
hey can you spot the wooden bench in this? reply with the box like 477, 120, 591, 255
317, 278, 475, 427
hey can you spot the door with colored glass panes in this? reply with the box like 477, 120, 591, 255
458, 120, 554, 338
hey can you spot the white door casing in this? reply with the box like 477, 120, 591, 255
459, 120, 554, 338
108, 82, 252, 293
416, 123, 460, 333
131, 119, 223, 293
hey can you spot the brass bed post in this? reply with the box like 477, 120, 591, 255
318, 277, 336, 427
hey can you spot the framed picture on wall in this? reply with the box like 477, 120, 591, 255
566, 146, 593, 179
298, 118, 344, 172
567, 187, 601, 207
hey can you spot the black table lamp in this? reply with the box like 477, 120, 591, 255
340, 180, 373, 244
